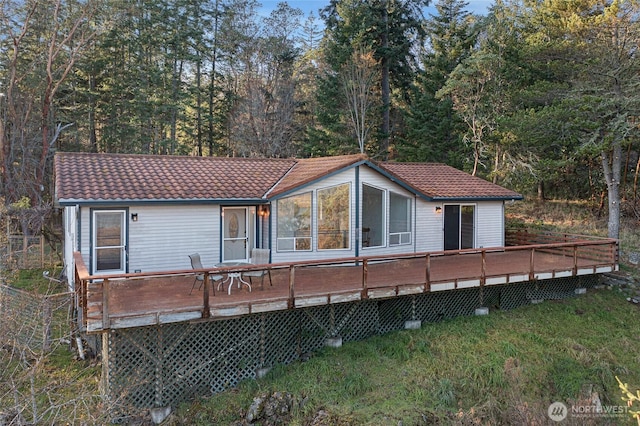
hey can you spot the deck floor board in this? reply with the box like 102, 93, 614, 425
80, 248, 614, 331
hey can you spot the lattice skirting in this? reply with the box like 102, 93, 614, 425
102, 275, 599, 412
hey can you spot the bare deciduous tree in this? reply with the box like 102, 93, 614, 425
0, 0, 102, 207
341, 47, 378, 154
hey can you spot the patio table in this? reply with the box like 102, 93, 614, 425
216, 262, 252, 295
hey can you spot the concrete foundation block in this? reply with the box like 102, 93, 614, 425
325, 336, 342, 348
404, 320, 422, 330
150, 407, 171, 424
530, 299, 544, 304
256, 367, 271, 379
575, 288, 587, 295
475, 307, 489, 316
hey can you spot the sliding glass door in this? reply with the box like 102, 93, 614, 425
444, 204, 475, 251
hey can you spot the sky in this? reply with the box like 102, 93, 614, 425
258, 0, 495, 18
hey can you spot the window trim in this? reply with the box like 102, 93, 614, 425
317, 182, 352, 251
361, 183, 386, 249
388, 191, 412, 247
91, 208, 128, 275
276, 191, 313, 253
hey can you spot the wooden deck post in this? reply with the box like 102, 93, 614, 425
202, 272, 210, 318
102, 279, 110, 329
288, 265, 295, 309
480, 250, 486, 305
361, 259, 368, 299
572, 245, 578, 276
425, 254, 431, 292
481, 250, 487, 286
529, 249, 535, 281
75, 268, 85, 330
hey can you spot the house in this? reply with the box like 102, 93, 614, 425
55, 152, 619, 411
54, 152, 523, 286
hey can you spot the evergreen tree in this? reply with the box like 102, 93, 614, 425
401, 0, 477, 166
317, 0, 428, 159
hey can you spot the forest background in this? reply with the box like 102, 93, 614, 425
1, 0, 639, 241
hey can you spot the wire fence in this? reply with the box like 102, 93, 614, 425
0, 283, 72, 354
1, 235, 62, 270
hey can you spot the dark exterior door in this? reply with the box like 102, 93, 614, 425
444, 205, 460, 251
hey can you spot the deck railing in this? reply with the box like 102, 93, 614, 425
73, 230, 618, 332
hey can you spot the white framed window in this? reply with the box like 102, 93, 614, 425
389, 192, 412, 246
276, 192, 312, 252
361, 184, 385, 248
317, 183, 351, 250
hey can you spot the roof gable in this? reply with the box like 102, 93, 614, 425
378, 162, 522, 200
267, 153, 367, 198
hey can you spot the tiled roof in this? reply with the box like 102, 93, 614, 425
267, 153, 368, 197
379, 162, 522, 200
54, 152, 521, 203
54, 152, 296, 202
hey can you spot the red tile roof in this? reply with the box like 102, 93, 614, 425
378, 162, 522, 200
54, 152, 521, 203
267, 153, 367, 197
54, 153, 296, 202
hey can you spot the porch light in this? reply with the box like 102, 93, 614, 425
258, 205, 270, 217
131, 213, 138, 222
435, 206, 442, 214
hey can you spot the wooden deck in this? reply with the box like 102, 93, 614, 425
75, 231, 618, 333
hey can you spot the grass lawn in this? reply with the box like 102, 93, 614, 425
170, 288, 640, 425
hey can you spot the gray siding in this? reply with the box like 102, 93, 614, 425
415, 199, 445, 252
476, 201, 505, 248
128, 205, 220, 272
63, 206, 79, 289
78, 204, 220, 274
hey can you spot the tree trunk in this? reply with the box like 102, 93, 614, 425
89, 73, 97, 152
601, 142, 622, 240
634, 151, 640, 200
196, 54, 203, 156
380, 3, 390, 159
622, 142, 631, 200
208, 0, 220, 157
492, 146, 499, 184
537, 181, 545, 202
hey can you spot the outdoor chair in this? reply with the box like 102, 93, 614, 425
189, 253, 224, 294
244, 248, 272, 289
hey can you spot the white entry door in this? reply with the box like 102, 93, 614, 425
222, 207, 249, 262
92, 210, 127, 275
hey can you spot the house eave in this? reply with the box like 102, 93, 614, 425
56, 197, 269, 207
430, 195, 524, 202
